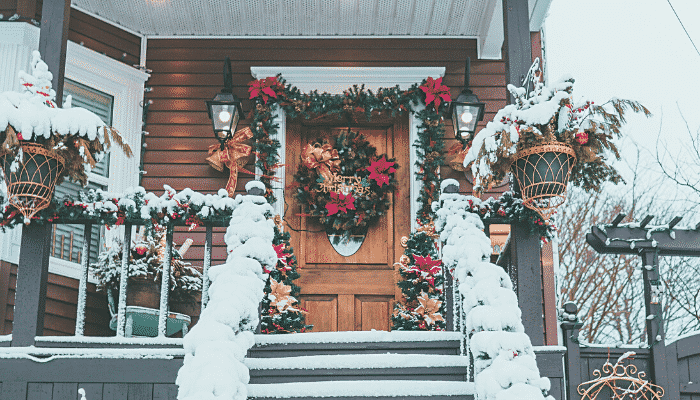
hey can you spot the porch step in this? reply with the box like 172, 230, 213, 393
247, 354, 469, 383
248, 380, 474, 400
250, 331, 462, 358
246, 332, 471, 399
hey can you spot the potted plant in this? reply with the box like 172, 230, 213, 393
90, 227, 202, 315
463, 62, 650, 221
0, 51, 131, 222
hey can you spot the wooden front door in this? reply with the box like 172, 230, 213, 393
285, 117, 410, 332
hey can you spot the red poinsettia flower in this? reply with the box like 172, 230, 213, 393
419, 77, 451, 109
325, 192, 356, 215
273, 243, 292, 271
366, 156, 396, 187
413, 254, 442, 275
575, 131, 588, 145
248, 76, 282, 104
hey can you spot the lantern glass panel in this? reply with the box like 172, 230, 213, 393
211, 103, 237, 132
454, 103, 480, 136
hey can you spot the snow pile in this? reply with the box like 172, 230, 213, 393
0, 50, 108, 144
435, 193, 553, 400
176, 193, 276, 400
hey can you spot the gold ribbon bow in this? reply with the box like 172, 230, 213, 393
446, 142, 468, 172
206, 127, 253, 197
302, 143, 340, 182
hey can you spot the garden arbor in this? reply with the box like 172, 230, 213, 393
580, 213, 700, 400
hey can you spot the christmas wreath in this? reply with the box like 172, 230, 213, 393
293, 129, 398, 238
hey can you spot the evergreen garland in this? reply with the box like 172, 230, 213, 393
260, 226, 312, 334
249, 75, 448, 228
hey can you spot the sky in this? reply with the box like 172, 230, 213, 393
544, 0, 700, 215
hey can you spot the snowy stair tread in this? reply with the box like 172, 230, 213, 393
246, 353, 470, 369
247, 353, 470, 383
248, 380, 475, 399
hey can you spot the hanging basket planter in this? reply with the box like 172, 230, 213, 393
511, 142, 576, 222
1, 142, 65, 221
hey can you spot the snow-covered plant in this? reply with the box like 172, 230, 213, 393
464, 62, 650, 193
90, 227, 202, 304
0, 51, 131, 186
435, 191, 554, 400
176, 193, 276, 400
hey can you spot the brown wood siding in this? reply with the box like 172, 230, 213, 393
2, 262, 112, 336
67, 8, 141, 67
0, 0, 18, 18
143, 38, 508, 268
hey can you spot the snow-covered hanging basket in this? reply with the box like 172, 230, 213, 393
511, 142, 576, 223
0, 142, 65, 220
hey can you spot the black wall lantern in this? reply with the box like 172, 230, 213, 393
450, 57, 485, 142
206, 56, 243, 149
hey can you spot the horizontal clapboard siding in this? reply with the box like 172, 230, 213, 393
67, 7, 141, 67
0, 0, 18, 18
2, 262, 112, 336
142, 39, 506, 187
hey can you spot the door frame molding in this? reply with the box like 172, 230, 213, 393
249, 66, 445, 230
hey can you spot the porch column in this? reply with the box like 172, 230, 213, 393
502, 0, 532, 100
509, 222, 545, 346
38, 0, 71, 105
11, 0, 71, 347
11, 224, 52, 346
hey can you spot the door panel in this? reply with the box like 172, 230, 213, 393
286, 118, 410, 332
299, 295, 338, 333
355, 295, 393, 331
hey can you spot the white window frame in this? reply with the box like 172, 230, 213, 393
0, 36, 149, 282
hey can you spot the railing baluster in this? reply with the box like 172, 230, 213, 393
75, 223, 92, 336
51, 225, 56, 256
69, 231, 74, 262
116, 224, 132, 337
158, 225, 173, 337
60, 234, 65, 259
201, 226, 213, 309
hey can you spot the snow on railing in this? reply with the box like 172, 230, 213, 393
44, 186, 246, 339
435, 180, 555, 400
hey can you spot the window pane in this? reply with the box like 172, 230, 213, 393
52, 180, 104, 265
62, 79, 113, 178
52, 80, 114, 265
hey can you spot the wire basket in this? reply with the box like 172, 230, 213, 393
511, 142, 576, 222
1, 143, 65, 221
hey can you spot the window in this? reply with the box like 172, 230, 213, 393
50, 80, 114, 266
0, 36, 149, 281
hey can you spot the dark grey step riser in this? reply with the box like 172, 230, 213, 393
250, 367, 468, 384
249, 341, 461, 358
250, 349, 460, 357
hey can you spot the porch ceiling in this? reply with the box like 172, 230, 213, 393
70, 0, 551, 59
